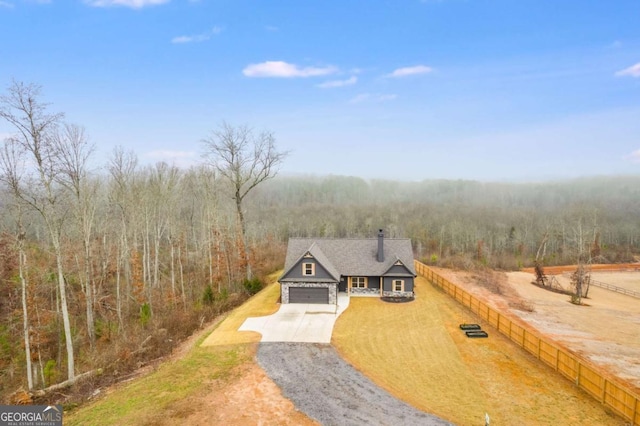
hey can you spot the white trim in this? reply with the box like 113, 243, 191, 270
351, 276, 367, 288
302, 262, 315, 276
393, 279, 404, 292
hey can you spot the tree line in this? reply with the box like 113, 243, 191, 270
248, 173, 640, 268
1, 80, 639, 404
0, 81, 286, 402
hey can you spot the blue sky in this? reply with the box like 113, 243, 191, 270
1, 0, 640, 181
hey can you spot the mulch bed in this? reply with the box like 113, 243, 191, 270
380, 296, 415, 303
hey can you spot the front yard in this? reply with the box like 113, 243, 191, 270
332, 275, 625, 425
66, 272, 625, 425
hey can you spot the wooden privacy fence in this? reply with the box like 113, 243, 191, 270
414, 260, 640, 425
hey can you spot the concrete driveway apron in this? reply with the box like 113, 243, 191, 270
239, 293, 350, 343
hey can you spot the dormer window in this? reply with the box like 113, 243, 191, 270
303, 262, 315, 276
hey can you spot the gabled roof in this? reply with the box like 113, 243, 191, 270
305, 243, 341, 281
281, 237, 416, 280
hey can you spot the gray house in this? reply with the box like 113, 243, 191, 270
279, 230, 416, 304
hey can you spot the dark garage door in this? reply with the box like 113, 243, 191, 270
289, 287, 329, 304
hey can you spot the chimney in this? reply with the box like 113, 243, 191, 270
377, 229, 384, 262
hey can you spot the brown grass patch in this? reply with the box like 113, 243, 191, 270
65, 272, 320, 426
332, 276, 624, 425
201, 273, 282, 347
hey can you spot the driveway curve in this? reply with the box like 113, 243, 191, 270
257, 342, 452, 426
239, 294, 350, 343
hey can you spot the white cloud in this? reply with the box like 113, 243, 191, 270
171, 26, 223, 44
84, 0, 169, 9
265, 25, 279, 32
615, 63, 640, 78
609, 40, 622, 49
145, 150, 197, 168
386, 65, 433, 78
317, 76, 357, 89
0, 1, 14, 7
242, 61, 337, 78
349, 93, 397, 104
626, 149, 640, 163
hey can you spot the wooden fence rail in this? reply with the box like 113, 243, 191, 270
590, 279, 640, 299
414, 260, 640, 425
562, 274, 640, 299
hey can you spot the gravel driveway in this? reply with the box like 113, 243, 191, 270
257, 342, 452, 426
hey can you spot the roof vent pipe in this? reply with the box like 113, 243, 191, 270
377, 229, 384, 262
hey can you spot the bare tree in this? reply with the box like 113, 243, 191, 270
108, 146, 138, 329
53, 123, 98, 347
202, 122, 288, 280
0, 81, 75, 381
0, 141, 33, 390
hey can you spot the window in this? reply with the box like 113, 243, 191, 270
393, 280, 404, 292
352, 277, 367, 288
302, 262, 315, 276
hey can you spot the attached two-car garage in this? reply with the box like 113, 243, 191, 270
288, 287, 329, 304
280, 282, 337, 304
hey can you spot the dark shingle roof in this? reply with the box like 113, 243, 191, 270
282, 237, 416, 279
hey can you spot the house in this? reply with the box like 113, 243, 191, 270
279, 229, 416, 304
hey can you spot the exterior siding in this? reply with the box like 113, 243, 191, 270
385, 263, 414, 276
383, 276, 415, 293
282, 257, 334, 281
338, 277, 347, 292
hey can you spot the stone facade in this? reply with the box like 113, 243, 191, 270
281, 282, 337, 304
382, 290, 414, 298
350, 287, 380, 296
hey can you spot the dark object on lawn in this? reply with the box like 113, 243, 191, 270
380, 296, 415, 303
459, 324, 481, 331
465, 330, 489, 338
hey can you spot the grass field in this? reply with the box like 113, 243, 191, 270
65, 275, 284, 426
67, 273, 626, 425
332, 276, 625, 425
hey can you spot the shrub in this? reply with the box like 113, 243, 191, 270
139, 303, 152, 327
216, 287, 229, 302
242, 277, 263, 295
202, 285, 215, 306
44, 359, 58, 386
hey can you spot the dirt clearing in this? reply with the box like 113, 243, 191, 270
433, 267, 640, 392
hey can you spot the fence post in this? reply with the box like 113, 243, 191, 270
576, 362, 581, 386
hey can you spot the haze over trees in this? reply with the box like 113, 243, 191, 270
1, 81, 639, 404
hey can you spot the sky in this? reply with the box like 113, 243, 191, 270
1, 0, 640, 182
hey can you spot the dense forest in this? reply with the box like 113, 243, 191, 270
250, 173, 640, 268
1, 81, 639, 404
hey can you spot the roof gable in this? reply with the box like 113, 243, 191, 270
382, 258, 415, 277
280, 242, 341, 282
281, 236, 416, 279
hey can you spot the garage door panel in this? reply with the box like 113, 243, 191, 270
289, 287, 329, 304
